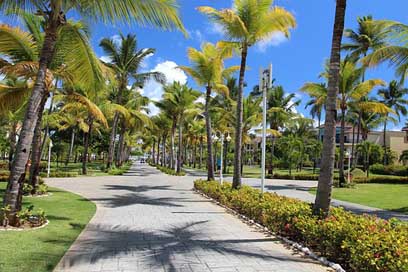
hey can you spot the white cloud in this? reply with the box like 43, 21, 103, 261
256, 32, 288, 52
188, 29, 205, 43
206, 22, 226, 36
140, 60, 188, 115
100, 55, 112, 63
111, 34, 121, 46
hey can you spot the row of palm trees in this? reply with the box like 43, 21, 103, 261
0, 0, 186, 226
1, 0, 407, 227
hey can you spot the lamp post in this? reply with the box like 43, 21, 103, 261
345, 150, 351, 183
47, 139, 53, 178
260, 64, 272, 193
213, 131, 231, 184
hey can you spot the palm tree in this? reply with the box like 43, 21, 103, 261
314, 0, 347, 217
0, 0, 185, 226
199, 0, 295, 188
180, 42, 237, 180
301, 82, 327, 140
162, 83, 200, 173
266, 85, 299, 174
378, 80, 408, 164
0, 16, 108, 195
100, 34, 165, 168
363, 21, 408, 83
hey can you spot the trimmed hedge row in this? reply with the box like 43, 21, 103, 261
266, 173, 320, 180
354, 175, 408, 184
156, 165, 186, 176
194, 180, 408, 272
370, 164, 408, 177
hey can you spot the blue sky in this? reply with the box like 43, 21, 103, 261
2, 0, 408, 130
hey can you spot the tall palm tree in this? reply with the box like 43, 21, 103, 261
180, 42, 237, 180
266, 85, 299, 174
342, 15, 388, 162
199, 0, 296, 188
100, 34, 165, 168
1, 0, 185, 226
378, 80, 408, 164
314, 0, 347, 217
301, 82, 327, 140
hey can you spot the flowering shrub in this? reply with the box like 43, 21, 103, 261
194, 180, 408, 272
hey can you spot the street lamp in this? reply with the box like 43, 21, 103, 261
345, 150, 351, 183
213, 131, 231, 184
47, 139, 53, 178
260, 64, 272, 193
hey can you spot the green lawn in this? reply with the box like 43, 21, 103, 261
0, 183, 96, 272
310, 184, 408, 213
45, 161, 108, 176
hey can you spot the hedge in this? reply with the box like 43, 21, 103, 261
353, 175, 408, 184
39, 171, 79, 178
370, 164, 408, 177
156, 165, 186, 176
266, 173, 320, 180
194, 180, 408, 272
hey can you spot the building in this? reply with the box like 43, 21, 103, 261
319, 123, 408, 163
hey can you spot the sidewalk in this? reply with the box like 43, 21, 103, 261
48, 163, 330, 272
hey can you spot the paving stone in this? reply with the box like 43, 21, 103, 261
49, 163, 331, 272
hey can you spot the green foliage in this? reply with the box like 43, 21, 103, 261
350, 168, 366, 178
156, 165, 186, 176
354, 175, 408, 184
40, 171, 79, 178
267, 173, 319, 180
194, 180, 408, 272
107, 161, 132, 175
16, 204, 46, 227
370, 163, 408, 176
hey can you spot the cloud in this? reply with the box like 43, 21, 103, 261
111, 34, 122, 46
256, 32, 288, 52
206, 22, 226, 36
188, 29, 205, 43
100, 55, 112, 63
140, 60, 188, 115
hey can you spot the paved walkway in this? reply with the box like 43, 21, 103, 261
48, 163, 330, 272
183, 168, 407, 221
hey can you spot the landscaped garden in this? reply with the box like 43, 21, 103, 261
0, 183, 95, 272
0, 0, 407, 271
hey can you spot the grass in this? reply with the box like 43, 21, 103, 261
310, 184, 408, 213
0, 183, 96, 272
44, 161, 107, 176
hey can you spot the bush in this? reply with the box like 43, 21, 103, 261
194, 180, 408, 272
156, 165, 185, 176
267, 173, 320, 180
354, 175, 408, 184
350, 168, 366, 178
40, 171, 78, 178
0, 161, 9, 170
370, 163, 408, 176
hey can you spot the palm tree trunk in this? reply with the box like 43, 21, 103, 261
177, 120, 183, 173
232, 45, 248, 189
116, 123, 125, 167
107, 112, 119, 169
162, 135, 167, 167
383, 115, 388, 165
338, 108, 346, 187
351, 123, 355, 168
156, 137, 161, 165
353, 111, 362, 167
65, 128, 75, 166
28, 96, 47, 194
82, 117, 94, 175
199, 136, 203, 169
8, 122, 17, 171
193, 140, 197, 169
169, 120, 176, 169
205, 86, 215, 180
314, 0, 347, 217
152, 138, 156, 164
222, 139, 228, 174
2, 21, 60, 226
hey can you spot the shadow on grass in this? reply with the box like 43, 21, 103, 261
53, 220, 317, 272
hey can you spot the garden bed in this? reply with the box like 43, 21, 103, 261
194, 180, 408, 272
